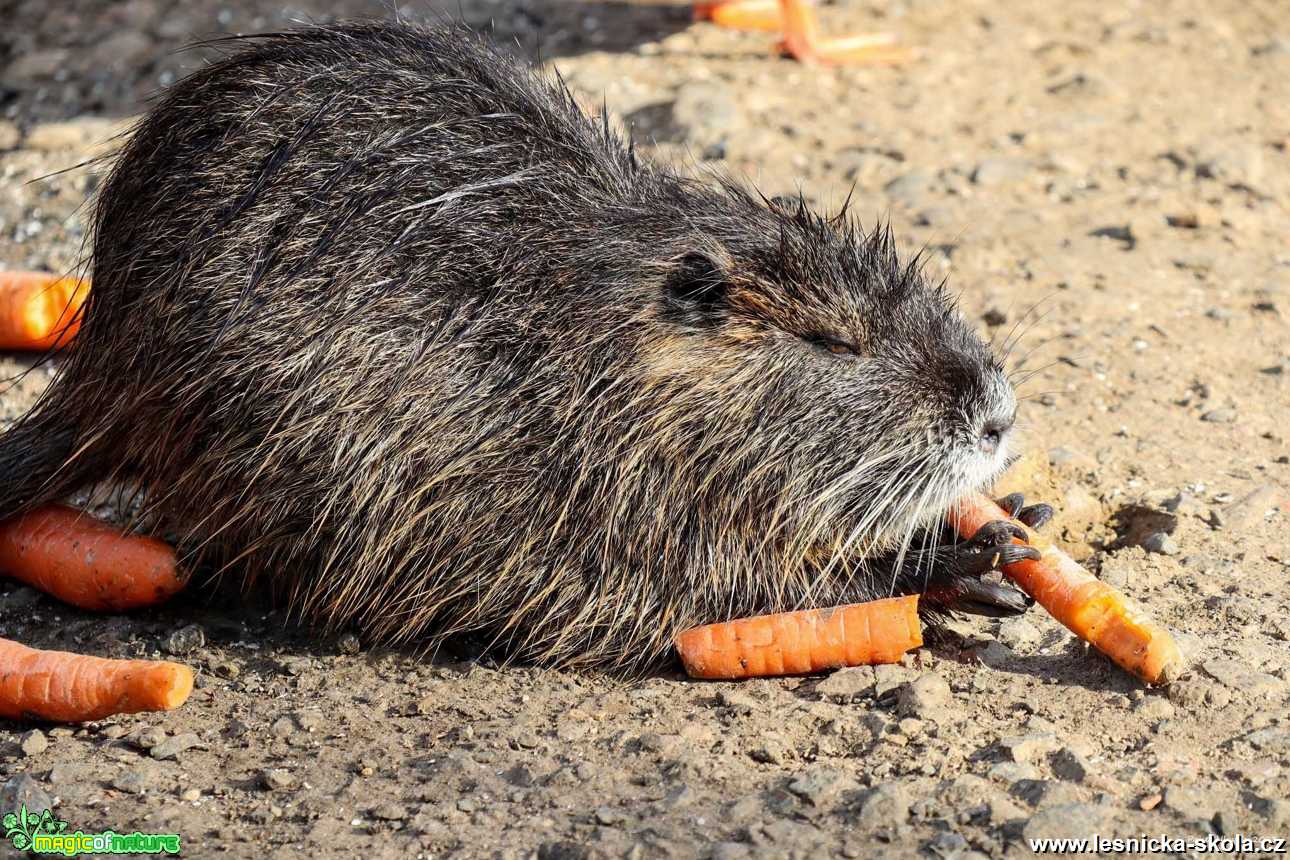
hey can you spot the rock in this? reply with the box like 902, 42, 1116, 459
972, 157, 1032, 186
671, 83, 741, 147
1201, 408, 1237, 423
996, 616, 1042, 650
261, 769, 296, 791
150, 732, 203, 760
988, 762, 1041, 783
1255, 797, 1290, 828
1196, 141, 1264, 190
711, 843, 750, 860
1163, 785, 1216, 821
873, 664, 917, 698
1021, 803, 1107, 842
0, 774, 53, 815
854, 781, 910, 830
975, 640, 1016, 669
134, 726, 167, 750
19, 730, 48, 756
371, 802, 406, 820
25, 119, 118, 152
1049, 748, 1091, 782
1135, 696, 1175, 720
112, 770, 152, 795
982, 307, 1008, 326
4, 48, 69, 81
1242, 727, 1290, 754
787, 766, 861, 808
537, 842, 591, 860
88, 31, 155, 72
884, 171, 935, 206
925, 831, 970, 857
749, 736, 789, 765
163, 624, 205, 656
717, 689, 758, 715
0, 121, 19, 151
998, 733, 1061, 764
816, 666, 875, 701
1141, 532, 1180, 555
337, 632, 361, 654
896, 674, 953, 717
1220, 485, 1281, 530
1201, 659, 1285, 698
180, 787, 201, 802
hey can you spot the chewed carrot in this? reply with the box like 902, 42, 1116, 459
950, 493, 1183, 685
0, 504, 185, 612
675, 594, 921, 680
0, 271, 88, 351
0, 637, 193, 722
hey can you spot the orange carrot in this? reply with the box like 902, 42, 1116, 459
675, 594, 921, 679
0, 271, 88, 351
0, 505, 185, 612
0, 637, 193, 722
950, 493, 1183, 685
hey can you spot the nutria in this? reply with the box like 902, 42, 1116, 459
0, 22, 1051, 670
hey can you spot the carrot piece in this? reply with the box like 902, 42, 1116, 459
0, 271, 88, 351
675, 594, 922, 680
0, 505, 185, 612
949, 493, 1184, 686
0, 637, 193, 722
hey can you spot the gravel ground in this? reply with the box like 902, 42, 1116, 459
2, 0, 1289, 858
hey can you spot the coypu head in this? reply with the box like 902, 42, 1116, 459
614, 188, 1017, 621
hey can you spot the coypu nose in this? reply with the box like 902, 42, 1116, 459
978, 415, 1014, 455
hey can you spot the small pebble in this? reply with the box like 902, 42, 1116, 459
261, 769, 296, 791
20, 730, 48, 756
1141, 531, 1180, 555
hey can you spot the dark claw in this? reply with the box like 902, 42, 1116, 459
1016, 503, 1053, 530
997, 493, 1025, 518
942, 542, 1040, 579
948, 576, 1033, 617
970, 519, 1028, 547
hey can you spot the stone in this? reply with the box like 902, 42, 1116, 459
884, 171, 935, 206
112, 770, 152, 795
896, 674, 953, 717
1049, 748, 1091, 783
1201, 659, 1284, 698
972, 157, 1032, 186
787, 766, 861, 808
998, 733, 1061, 764
816, 666, 875, 701
0, 774, 53, 815
996, 616, 1042, 650
1021, 803, 1107, 842
717, 689, 758, 715
854, 781, 910, 830
1163, 785, 1217, 821
1221, 485, 1281, 530
150, 732, 203, 760
873, 664, 917, 698
671, 83, 741, 147
261, 769, 296, 791
163, 624, 205, 655
1141, 532, 1180, 555
19, 730, 48, 756
134, 726, 167, 750
371, 802, 406, 820
0, 121, 19, 151
1135, 696, 1175, 720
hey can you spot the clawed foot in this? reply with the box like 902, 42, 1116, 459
916, 493, 1053, 618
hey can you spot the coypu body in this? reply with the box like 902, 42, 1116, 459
0, 22, 1037, 669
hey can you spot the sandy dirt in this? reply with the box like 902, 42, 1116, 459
1, 0, 1288, 857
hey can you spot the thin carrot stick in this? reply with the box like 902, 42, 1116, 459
949, 493, 1184, 685
0, 505, 185, 612
0, 271, 88, 351
675, 594, 921, 680
0, 637, 193, 722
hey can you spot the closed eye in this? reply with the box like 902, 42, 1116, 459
813, 336, 861, 358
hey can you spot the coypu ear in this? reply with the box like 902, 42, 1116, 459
663, 250, 729, 326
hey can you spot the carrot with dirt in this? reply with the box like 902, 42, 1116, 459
0, 504, 185, 612
949, 492, 1184, 685
0, 271, 89, 351
0, 638, 193, 721
675, 594, 921, 679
